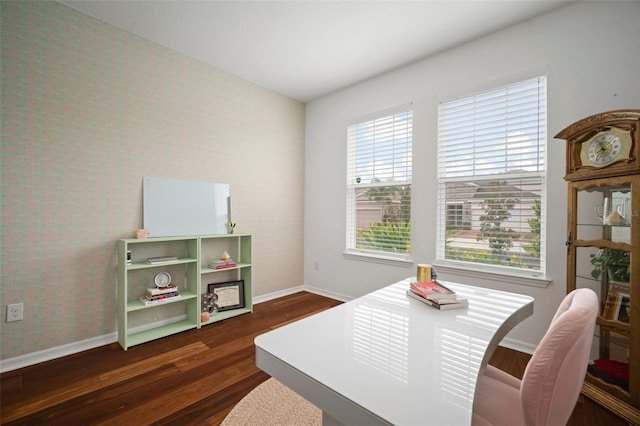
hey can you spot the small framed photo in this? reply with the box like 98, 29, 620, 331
613, 293, 630, 324
207, 280, 244, 312
603, 283, 630, 321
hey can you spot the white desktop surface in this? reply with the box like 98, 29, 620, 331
255, 278, 534, 425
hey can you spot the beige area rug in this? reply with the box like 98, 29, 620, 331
221, 378, 322, 426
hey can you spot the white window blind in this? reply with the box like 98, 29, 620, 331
436, 77, 546, 274
346, 107, 413, 258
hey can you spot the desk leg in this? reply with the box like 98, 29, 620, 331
322, 411, 343, 426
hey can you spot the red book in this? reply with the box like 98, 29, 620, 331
410, 280, 457, 301
215, 262, 237, 269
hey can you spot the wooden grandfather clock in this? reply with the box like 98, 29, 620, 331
555, 109, 640, 424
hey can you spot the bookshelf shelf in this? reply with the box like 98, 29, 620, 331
198, 234, 253, 327
125, 320, 196, 348
126, 291, 198, 312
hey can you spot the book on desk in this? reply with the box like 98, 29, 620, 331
407, 280, 468, 310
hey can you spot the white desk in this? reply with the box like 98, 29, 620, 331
255, 278, 534, 425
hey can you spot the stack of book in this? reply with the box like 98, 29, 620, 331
139, 285, 181, 305
208, 258, 237, 270
407, 280, 468, 310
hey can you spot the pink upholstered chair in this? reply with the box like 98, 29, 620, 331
473, 288, 598, 426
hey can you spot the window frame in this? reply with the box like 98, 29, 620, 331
435, 76, 548, 281
344, 105, 414, 264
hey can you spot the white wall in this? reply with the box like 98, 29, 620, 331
304, 1, 640, 350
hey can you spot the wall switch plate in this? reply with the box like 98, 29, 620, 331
7, 303, 24, 322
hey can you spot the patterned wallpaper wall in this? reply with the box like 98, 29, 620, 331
1, 1, 305, 360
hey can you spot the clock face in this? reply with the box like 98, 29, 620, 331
580, 129, 632, 168
587, 133, 622, 165
154, 272, 172, 288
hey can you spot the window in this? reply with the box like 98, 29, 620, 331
346, 107, 413, 259
436, 76, 546, 275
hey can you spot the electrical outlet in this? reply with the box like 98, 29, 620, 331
7, 303, 24, 322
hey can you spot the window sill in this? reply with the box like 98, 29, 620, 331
343, 250, 413, 268
433, 261, 551, 288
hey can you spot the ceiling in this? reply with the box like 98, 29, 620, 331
60, 1, 574, 103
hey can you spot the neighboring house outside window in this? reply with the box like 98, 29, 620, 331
346, 107, 413, 260
436, 76, 547, 276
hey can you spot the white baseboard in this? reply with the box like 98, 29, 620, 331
248, 285, 352, 304
499, 337, 536, 355
0, 285, 342, 373
302, 284, 352, 303
0, 333, 117, 373
0, 315, 191, 373
252, 285, 306, 304
0, 285, 530, 373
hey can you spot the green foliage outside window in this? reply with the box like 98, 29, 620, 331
356, 184, 411, 253
476, 181, 519, 257
523, 199, 541, 259
445, 187, 541, 269
357, 221, 411, 253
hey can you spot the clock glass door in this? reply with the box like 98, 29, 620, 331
570, 177, 636, 406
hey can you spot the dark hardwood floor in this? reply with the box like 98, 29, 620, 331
1, 291, 627, 425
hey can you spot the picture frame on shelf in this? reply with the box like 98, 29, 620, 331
614, 293, 631, 324
207, 280, 244, 312
603, 283, 630, 321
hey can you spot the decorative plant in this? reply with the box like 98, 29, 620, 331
590, 249, 630, 282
